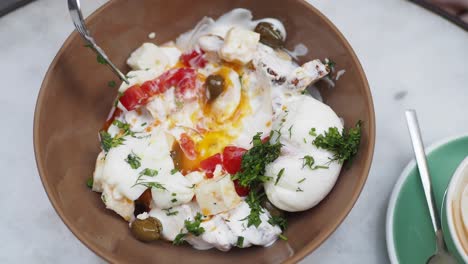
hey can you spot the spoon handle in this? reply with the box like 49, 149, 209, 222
405, 109, 441, 233
67, 0, 129, 84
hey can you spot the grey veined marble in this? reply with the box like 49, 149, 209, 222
1, 0, 467, 263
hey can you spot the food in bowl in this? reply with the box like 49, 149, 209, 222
447, 157, 468, 260
89, 8, 362, 251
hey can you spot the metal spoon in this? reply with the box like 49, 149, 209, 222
67, 0, 129, 84
405, 110, 457, 264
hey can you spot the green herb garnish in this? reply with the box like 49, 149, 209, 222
241, 191, 264, 228
309, 128, 317, 137
173, 213, 206, 245
163, 207, 179, 216
232, 132, 281, 187
288, 125, 293, 139
298, 178, 306, 183
99, 130, 125, 152
86, 178, 93, 189
97, 54, 107, 65
107, 80, 116, 88
313, 121, 362, 164
268, 215, 287, 231
296, 187, 303, 192
301, 155, 329, 170
170, 168, 178, 175
275, 168, 285, 186
236, 236, 244, 247
279, 234, 288, 241
125, 152, 141, 169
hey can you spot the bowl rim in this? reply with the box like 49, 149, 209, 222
446, 156, 468, 262
33, 0, 375, 262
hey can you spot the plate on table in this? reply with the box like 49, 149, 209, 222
386, 134, 468, 264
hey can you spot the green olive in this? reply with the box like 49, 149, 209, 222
205, 74, 225, 102
261, 199, 284, 217
254, 22, 284, 49
130, 216, 163, 242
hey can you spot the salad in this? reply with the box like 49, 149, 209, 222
89, 8, 361, 251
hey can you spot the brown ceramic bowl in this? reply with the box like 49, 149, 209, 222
34, 0, 375, 263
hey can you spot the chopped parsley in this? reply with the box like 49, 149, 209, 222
132, 168, 166, 190
303, 138, 307, 143
325, 59, 336, 73
125, 152, 141, 169
86, 178, 93, 189
236, 236, 244, 247
279, 234, 288, 241
241, 191, 264, 228
163, 207, 179, 216
99, 130, 125, 152
232, 132, 281, 187
296, 187, 304, 192
171, 198, 178, 203
301, 155, 329, 170
140, 168, 158, 177
288, 125, 293, 139
113, 120, 135, 137
309, 128, 317, 137
173, 213, 206, 245
141, 122, 147, 127
107, 80, 116, 88
84, 44, 107, 65
97, 54, 107, 65
171, 193, 177, 196
275, 168, 285, 185
268, 215, 287, 231
298, 178, 306, 183
170, 168, 179, 175
313, 121, 362, 164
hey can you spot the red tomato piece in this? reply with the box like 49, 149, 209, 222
222, 146, 247, 174
261, 136, 270, 144
140, 78, 162, 96
179, 133, 197, 160
119, 84, 148, 111
180, 50, 207, 68
199, 153, 222, 178
233, 180, 250, 196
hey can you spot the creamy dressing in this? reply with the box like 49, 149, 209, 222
92, 8, 341, 251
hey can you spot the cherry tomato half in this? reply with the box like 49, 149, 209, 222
222, 146, 247, 174
199, 153, 222, 178
233, 179, 250, 196
119, 84, 147, 111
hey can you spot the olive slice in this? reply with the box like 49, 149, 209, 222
130, 216, 163, 242
254, 22, 285, 49
205, 74, 225, 102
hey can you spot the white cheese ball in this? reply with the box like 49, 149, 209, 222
264, 95, 343, 212
127, 42, 170, 71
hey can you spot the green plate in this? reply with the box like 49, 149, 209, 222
386, 134, 468, 264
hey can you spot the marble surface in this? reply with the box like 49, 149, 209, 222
1, 0, 467, 263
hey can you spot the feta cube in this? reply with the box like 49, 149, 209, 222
287, 60, 329, 92
195, 175, 241, 216
219, 27, 260, 65
127, 42, 170, 71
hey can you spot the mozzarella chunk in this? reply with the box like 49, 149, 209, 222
198, 35, 224, 53
195, 174, 241, 216
101, 184, 134, 221
159, 46, 182, 67
195, 215, 237, 251
127, 42, 170, 71
264, 96, 343, 212
118, 68, 161, 93
151, 171, 194, 209
185, 171, 206, 186
149, 202, 199, 241
219, 27, 259, 64
221, 202, 281, 247
101, 127, 175, 201
92, 151, 106, 192
210, 68, 242, 122
286, 60, 329, 92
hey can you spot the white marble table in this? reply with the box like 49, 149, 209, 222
1, 0, 467, 263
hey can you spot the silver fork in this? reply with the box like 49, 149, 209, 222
68, 0, 129, 84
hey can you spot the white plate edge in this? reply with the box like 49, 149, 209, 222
385, 133, 468, 264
